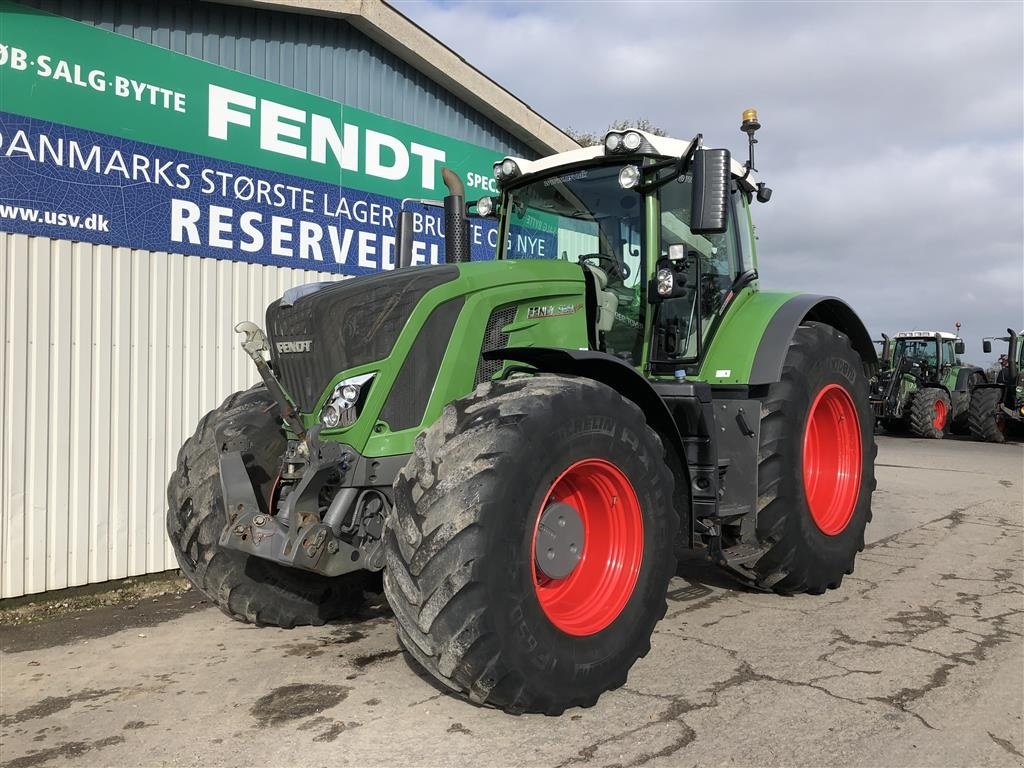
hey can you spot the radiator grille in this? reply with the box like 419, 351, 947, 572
474, 305, 518, 386
265, 267, 458, 412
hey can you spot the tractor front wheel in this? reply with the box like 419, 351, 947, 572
730, 322, 876, 594
908, 388, 951, 439
166, 387, 364, 627
383, 376, 676, 714
968, 387, 1007, 443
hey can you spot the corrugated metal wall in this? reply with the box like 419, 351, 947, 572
20, 0, 536, 160
0, 234, 345, 598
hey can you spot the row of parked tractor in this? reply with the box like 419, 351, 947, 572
870, 328, 1023, 442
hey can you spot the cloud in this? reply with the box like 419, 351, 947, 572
399, 0, 1024, 358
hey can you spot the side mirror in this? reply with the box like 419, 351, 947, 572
983, 339, 992, 354
955, 340, 965, 355
649, 245, 693, 303
690, 148, 730, 235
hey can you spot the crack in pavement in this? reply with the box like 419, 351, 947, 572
554, 633, 882, 768
988, 731, 1024, 759
552, 692, 699, 768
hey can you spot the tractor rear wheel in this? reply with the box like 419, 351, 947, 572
383, 375, 676, 714
728, 322, 875, 594
951, 373, 985, 434
908, 388, 951, 439
968, 387, 1006, 443
166, 386, 364, 627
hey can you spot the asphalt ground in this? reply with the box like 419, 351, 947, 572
2, 435, 1022, 768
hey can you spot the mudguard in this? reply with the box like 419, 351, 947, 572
701, 292, 876, 386
750, 295, 876, 385
482, 347, 687, 462
954, 366, 987, 391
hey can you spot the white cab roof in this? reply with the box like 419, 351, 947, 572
499, 130, 760, 190
893, 331, 959, 340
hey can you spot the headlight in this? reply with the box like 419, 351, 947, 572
605, 130, 645, 154
476, 196, 494, 217
341, 384, 360, 403
618, 165, 640, 189
321, 404, 342, 429
320, 372, 375, 429
656, 268, 674, 296
494, 159, 521, 184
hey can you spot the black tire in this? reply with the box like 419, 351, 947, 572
723, 322, 876, 594
166, 386, 363, 627
951, 373, 985, 434
383, 375, 676, 715
908, 388, 950, 439
968, 387, 1006, 443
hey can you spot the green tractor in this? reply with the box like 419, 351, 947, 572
970, 329, 1024, 442
167, 110, 878, 714
868, 330, 985, 438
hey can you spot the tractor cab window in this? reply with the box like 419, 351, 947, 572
942, 340, 958, 366
501, 164, 646, 363
893, 339, 938, 375
653, 174, 738, 361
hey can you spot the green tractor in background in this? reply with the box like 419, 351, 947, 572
869, 329, 985, 438
970, 330, 1024, 442
167, 111, 878, 714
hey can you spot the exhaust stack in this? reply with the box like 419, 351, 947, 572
441, 167, 471, 264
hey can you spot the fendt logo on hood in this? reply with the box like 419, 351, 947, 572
276, 340, 313, 353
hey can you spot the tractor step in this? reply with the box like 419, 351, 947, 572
718, 542, 769, 566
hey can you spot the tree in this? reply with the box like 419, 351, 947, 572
565, 119, 668, 147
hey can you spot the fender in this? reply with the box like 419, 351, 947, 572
483, 347, 687, 459
954, 366, 987, 391
482, 346, 698, 542
747, 295, 877, 385
917, 382, 953, 398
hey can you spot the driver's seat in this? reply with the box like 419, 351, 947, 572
583, 265, 619, 334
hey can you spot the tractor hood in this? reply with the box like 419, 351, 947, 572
266, 266, 460, 412
266, 260, 587, 415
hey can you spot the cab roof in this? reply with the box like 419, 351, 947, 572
498, 130, 760, 193
893, 331, 959, 340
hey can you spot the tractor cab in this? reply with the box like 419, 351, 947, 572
889, 331, 964, 382
476, 124, 764, 376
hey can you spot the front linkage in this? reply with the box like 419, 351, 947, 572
220, 322, 393, 577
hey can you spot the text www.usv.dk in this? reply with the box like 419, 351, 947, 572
0, 204, 110, 231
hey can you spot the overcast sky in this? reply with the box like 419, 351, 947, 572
397, 0, 1023, 363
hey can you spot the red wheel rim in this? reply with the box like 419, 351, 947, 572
932, 399, 948, 429
803, 384, 862, 536
531, 459, 643, 636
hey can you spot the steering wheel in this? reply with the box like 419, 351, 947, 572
578, 253, 630, 283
